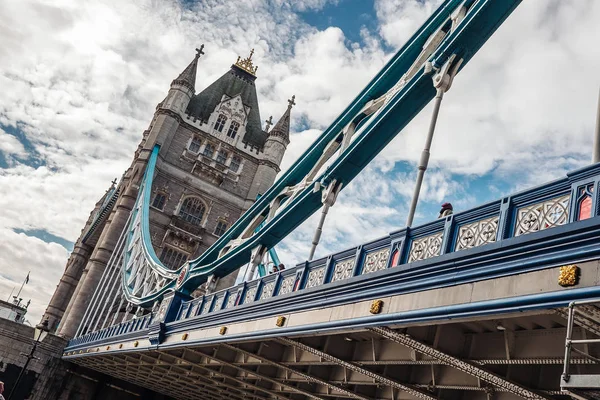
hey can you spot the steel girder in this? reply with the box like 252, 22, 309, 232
221, 343, 371, 400
368, 326, 552, 400
277, 337, 438, 400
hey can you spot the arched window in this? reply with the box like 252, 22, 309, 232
214, 220, 228, 236
151, 193, 167, 210
160, 247, 188, 269
203, 143, 215, 158
216, 150, 228, 165
188, 136, 201, 153
227, 121, 240, 139
214, 114, 227, 132
230, 156, 241, 172
179, 197, 206, 226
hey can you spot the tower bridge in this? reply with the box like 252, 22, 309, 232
43, 0, 600, 398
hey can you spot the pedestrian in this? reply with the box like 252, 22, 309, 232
438, 202, 453, 218
0, 380, 6, 400
278, 263, 285, 271
271, 264, 279, 273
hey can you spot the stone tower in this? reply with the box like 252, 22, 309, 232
42, 47, 293, 338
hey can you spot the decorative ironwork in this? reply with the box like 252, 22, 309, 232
331, 258, 355, 282
259, 281, 275, 300
214, 294, 225, 311
305, 267, 325, 289
276, 316, 286, 327
200, 297, 212, 314
370, 299, 383, 314
514, 194, 570, 237
279, 276, 296, 295
558, 265, 579, 287
362, 248, 390, 274
234, 48, 258, 75
455, 216, 499, 251
408, 232, 443, 262
225, 292, 237, 309
244, 286, 257, 304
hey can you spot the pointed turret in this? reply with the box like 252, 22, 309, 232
171, 45, 204, 92
268, 95, 294, 145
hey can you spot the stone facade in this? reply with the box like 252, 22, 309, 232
43, 48, 292, 339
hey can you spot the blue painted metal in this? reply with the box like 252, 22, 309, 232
65, 164, 600, 352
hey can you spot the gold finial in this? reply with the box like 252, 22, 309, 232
234, 48, 259, 76
265, 116, 273, 132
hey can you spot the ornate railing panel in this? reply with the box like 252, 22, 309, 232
331, 258, 355, 282
455, 216, 499, 251
362, 247, 391, 274
305, 266, 326, 289
514, 194, 570, 237
408, 232, 443, 262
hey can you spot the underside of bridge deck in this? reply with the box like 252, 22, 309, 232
69, 310, 600, 400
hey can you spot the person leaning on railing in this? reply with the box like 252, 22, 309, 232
0, 380, 5, 400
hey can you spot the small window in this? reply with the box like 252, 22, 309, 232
152, 193, 167, 210
179, 197, 206, 226
203, 143, 215, 158
188, 137, 201, 153
160, 247, 188, 270
214, 221, 228, 236
230, 156, 241, 172
227, 121, 240, 139
214, 114, 227, 132
216, 150, 227, 165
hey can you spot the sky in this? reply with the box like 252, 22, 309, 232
1, 0, 600, 324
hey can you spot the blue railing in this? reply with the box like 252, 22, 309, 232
65, 163, 600, 350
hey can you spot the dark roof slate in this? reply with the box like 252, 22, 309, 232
186, 65, 267, 148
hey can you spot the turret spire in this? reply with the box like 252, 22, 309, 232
171, 45, 205, 92
268, 95, 295, 144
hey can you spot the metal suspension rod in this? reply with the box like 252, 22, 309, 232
406, 89, 445, 227
593, 87, 600, 163
308, 203, 331, 260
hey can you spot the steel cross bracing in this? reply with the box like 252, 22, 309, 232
220, 343, 371, 400
111, 0, 524, 307
277, 337, 438, 400
368, 326, 552, 400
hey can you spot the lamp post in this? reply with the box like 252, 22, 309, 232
7, 319, 49, 400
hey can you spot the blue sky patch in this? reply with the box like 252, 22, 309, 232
13, 228, 74, 252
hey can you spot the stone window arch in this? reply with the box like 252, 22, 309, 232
160, 246, 188, 269
151, 191, 167, 211
203, 143, 215, 158
214, 220, 228, 237
216, 149, 228, 165
178, 196, 207, 226
227, 121, 240, 139
188, 136, 201, 153
214, 114, 227, 132
230, 156, 241, 172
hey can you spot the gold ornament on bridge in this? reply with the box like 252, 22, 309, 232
182, 333, 189, 341
558, 265, 580, 287
234, 49, 259, 76
370, 299, 384, 314
133, 341, 139, 348
276, 316, 286, 327
219, 326, 227, 335
106, 346, 110, 350
118, 344, 123, 349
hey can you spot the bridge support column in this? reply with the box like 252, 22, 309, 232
58, 164, 142, 338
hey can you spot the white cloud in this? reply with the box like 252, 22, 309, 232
1, 0, 599, 322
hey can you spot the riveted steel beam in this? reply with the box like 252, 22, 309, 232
368, 326, 552, 400
157, 349, 291, 400
556, 308, 600, 337
222, 343, 371, 400
185, 347, 328, 400
277, 337, 437, 400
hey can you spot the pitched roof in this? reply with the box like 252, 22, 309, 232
268, 95, 294, 144
186, 65, 267, 148
172, 48, 203, 92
